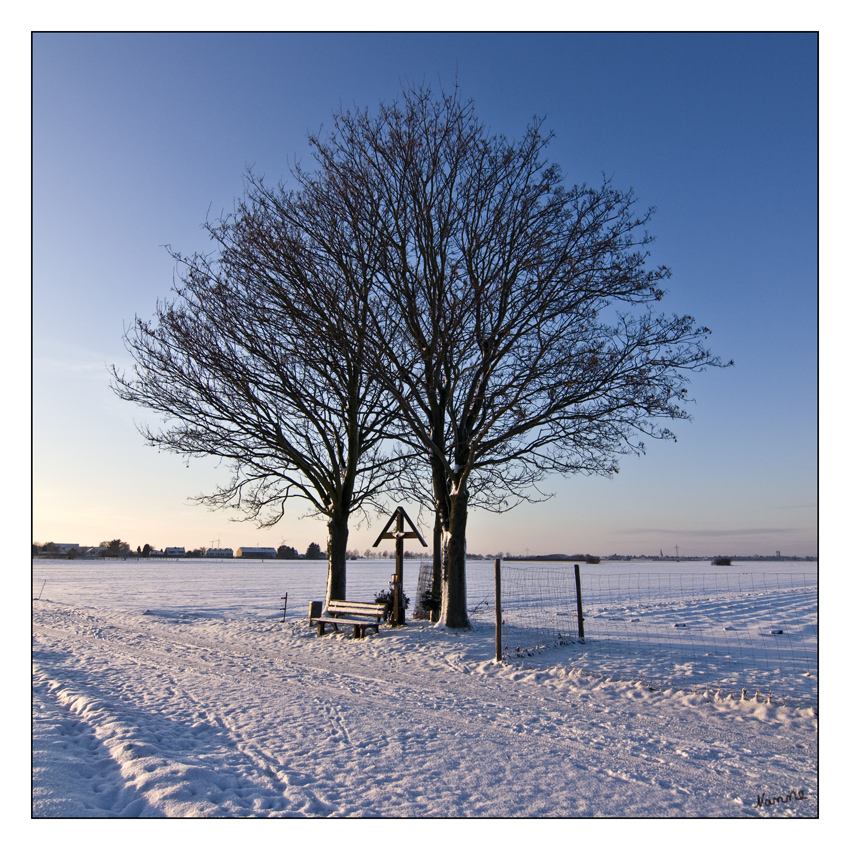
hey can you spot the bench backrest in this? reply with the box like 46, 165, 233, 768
326, 600, 388, 620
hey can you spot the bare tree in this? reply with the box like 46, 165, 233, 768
111, 176, 401, 605
114, 83, 727, 628
305, 85, 728, 626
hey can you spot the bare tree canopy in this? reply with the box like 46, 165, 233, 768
113, 82, 727, 627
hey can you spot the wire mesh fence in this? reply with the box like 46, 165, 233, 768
458, 561, 818, 710
465, 562, 580, 653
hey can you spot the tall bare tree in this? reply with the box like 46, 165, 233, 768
111, 176, 401, 605
305, 85, 728, 626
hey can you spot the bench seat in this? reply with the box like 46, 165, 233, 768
312, 600, 389, 638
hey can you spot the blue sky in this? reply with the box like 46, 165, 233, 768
32, 32, 818, 557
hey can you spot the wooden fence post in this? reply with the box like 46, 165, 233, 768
574, 563, 585, 640
394, 510, 405, 625
495, 558, 502, 661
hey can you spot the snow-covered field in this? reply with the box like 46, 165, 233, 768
32, 558, 818, 818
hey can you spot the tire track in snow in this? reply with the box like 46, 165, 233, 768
34, 612, 378, 815
33, 628, 339, 815
32, 674, 150, 817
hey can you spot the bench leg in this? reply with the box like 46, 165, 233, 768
316, 620, 381, 638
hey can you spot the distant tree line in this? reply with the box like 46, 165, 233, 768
503, 553, 601, 564
33, 540, 349, 561
33, 539, 144, 558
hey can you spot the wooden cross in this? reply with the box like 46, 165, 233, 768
372, 506, 427, 625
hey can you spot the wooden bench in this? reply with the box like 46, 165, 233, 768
312, 600, 389, 638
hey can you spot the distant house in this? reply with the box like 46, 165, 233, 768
207, 548, 234, 558
52, 543, 80, 554
164, 547, 186, 557
236, 547, 277, 559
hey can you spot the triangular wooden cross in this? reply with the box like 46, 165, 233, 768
372, 506, 427, 548
372, 507, 426, 626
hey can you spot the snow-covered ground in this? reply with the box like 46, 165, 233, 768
32, 558, 817, 817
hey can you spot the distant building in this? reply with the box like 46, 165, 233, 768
236, 547, 277, 559
207, 548, 234, 558
52, 544, 80, 554
164, 547, 186, 557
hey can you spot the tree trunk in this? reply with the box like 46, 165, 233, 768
441, 487, 470, 628
324, 508, 349, 605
